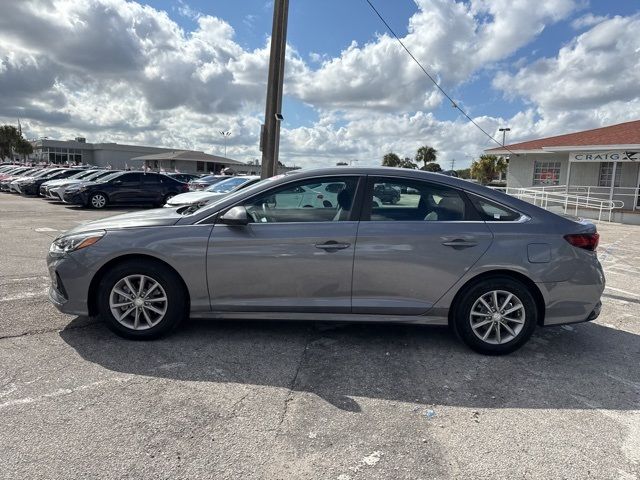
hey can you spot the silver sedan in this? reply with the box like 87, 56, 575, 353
47, 167, 604, 355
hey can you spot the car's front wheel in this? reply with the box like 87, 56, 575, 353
97, 260, 186, 339
452, 276, 538, 355
89, 192, 108, 209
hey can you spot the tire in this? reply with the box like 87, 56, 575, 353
163, 192, 176, 204
97, 260, 187, 340
452, 276, 538, 355
89, 192, 108, 209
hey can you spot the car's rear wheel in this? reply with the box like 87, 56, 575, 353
97, 261, 186, 339
163, 193, 176, 204
89, 192, 107, 209
452, 276, 537, 355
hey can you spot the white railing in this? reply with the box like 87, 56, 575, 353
504, 186, 624, 222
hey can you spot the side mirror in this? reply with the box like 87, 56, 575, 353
219, 206, 249, 226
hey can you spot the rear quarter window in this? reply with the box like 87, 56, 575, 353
469, 194, 522, 221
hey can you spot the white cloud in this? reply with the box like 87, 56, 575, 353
571, 13, 609, 29
493, 15, 640, 137
0, 0, 638, 170
289, 0, 580, 112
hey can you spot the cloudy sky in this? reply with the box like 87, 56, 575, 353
1, 0, 638, 168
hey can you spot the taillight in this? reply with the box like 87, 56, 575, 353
181, 184, 189, 192
564, 233, 599, 251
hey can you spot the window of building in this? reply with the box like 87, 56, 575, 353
196, 161, 205, 172
533, 161, 561, 186
598, 162, 622, 187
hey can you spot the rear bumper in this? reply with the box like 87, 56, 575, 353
538, 279, 604, 326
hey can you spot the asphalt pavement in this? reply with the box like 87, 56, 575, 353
0, 194, 639, 479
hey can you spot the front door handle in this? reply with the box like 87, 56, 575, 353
315, 241, 351, 251
441, 238, 478, 249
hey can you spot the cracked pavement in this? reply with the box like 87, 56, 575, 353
0, 195, 639, 479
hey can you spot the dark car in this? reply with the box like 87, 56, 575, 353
164, 172, 201, 184
15, 168, 84, 196
373, 183, 401, 204
188, 174, 228, 191
62, 171, 189, 209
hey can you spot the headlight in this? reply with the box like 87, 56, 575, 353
50, 230, 106, 255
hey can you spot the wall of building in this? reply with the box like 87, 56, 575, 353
507, 152, 568, 187
508, 153, 639, 210
92, 144, 172, 170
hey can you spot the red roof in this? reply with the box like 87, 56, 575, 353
487, 119, 640, 152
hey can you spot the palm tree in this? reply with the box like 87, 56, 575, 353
415, 145, 437, 170
382, 152, 401, 167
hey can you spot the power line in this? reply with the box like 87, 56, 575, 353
363, 0, 518, 156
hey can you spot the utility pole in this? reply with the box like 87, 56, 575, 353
499, 127, 511, 147
260, 0, 289, 179
450, 158, 455, 170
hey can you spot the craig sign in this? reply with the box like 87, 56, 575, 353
570, 151, 640, 162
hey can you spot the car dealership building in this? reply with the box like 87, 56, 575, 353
486, 120, 640, 212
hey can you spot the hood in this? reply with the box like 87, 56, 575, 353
62, 208, 183, 236
167, 191, 226, 205
44, 178, 81, 187
66, 180, 102, 190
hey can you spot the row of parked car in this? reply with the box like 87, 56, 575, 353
0, 164, 263, 209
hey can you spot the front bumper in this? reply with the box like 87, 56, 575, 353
47, 252, 91, 316
63, 190, 88, 205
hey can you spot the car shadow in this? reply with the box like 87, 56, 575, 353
60, 317, 640, 412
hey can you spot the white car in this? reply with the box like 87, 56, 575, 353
165, 176, 261, 208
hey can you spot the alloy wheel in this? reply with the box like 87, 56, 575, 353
109, 274, 168, 330
469, 290, 525, 345
91, 194, 106, 208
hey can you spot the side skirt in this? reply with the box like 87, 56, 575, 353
189, 311, 449, 325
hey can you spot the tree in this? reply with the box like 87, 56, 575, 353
422, 162, 442, 172
470, 154, 505, 185
14, 138, 33, 162
382, 152, 401, 167
496, 156, 508, 179
399, 157, 418, 169
455, 168, 471, 179
415, 145, 437, 170
0, 125, 21, 161
336, 161, 348, 166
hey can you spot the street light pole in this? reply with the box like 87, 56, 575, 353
219, 131, 231, 158
499, 127, 511, 147
260, 0, 289, 179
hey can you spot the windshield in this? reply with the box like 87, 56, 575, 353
85, 170, 113, 181
180, 177, 277, 215
68, 170, 95, 180
95, 171, 123, 183
205, 177, 251, 193
31, 169, 59, 178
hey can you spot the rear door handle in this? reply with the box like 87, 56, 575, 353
315, 241, 351, 251
441, 238, 478, 249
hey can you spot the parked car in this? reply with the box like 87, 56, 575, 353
165, 175, 262, 208
47, 170, 118, 201
13, 168, 80, 196
40, 169, 102, 197
47, 167, 604, 355
373, 183, 401, 204
1, 167, 45, 192
0, 167, 37, 187
188, 174, 228, 191
62, 171, 189, 208
163, 172, 202, 184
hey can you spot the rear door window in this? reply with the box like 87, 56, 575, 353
365, 177, 472, 222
